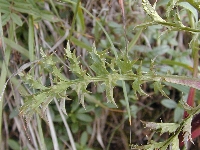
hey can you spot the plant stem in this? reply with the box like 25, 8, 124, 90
184, 10, 199, 118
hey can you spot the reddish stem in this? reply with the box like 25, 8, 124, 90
184, 88, 196, 118
179, 113, 200, 147
180, 12, 199, 146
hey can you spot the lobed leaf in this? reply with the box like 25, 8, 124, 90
132, 79, 148, 96
149, 75, 200, 91
104, 74, 119, 107
182, 116, 194, 147
52, 66, 68, 81
65, 42, 88, 79
166, 0, 179, 18
153, 82, 169, 98
180, 100, 193, 113
20, 92, 51, 119
142, 0, 166, 23
89, 44, 109, 76
60, 99, 68, 116
72, 81, 90, 109
139, 0, 200, 33
141, 121, 180, 135
135, 140, 168, 150
171, 135, 180, 150
50, 81, 71, 95
116, 56, 136, 74
19, 73, 48, 90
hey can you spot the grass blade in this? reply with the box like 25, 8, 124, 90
28, 16, 35, 61
0, 13, 12, 147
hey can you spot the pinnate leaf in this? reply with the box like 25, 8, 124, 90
52, 66, 68, 81
19, 73, 48, 90
104, 74, 119, 107
132, 79, 148, 96
180, 100, 193, 114
65, 42, 87, 79
142, 0, 166, 22
166, 0, 179, 17
141, 121, 179, 135
50, 81, 70, 94
153, 81, 169, 98
72, 81, 90, 109
116, 56, 135, 74
60, 99, 68, 116
135, 140, 168, 150
89, 43, 109, 75
163, 75, 200, 90
183, 116, 194, 147
171, 135, 180, 150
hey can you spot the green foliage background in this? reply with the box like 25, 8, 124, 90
0, 0, 200, 150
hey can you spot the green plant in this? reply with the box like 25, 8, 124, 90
19, 39, 200, 149
1, 0, 200, 149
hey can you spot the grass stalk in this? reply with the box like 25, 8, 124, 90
28, 16, 35, 62
54, 98, 77, 150
47, 108, 60, 150
0, 17, 13, 147
36, 114, 47, 150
